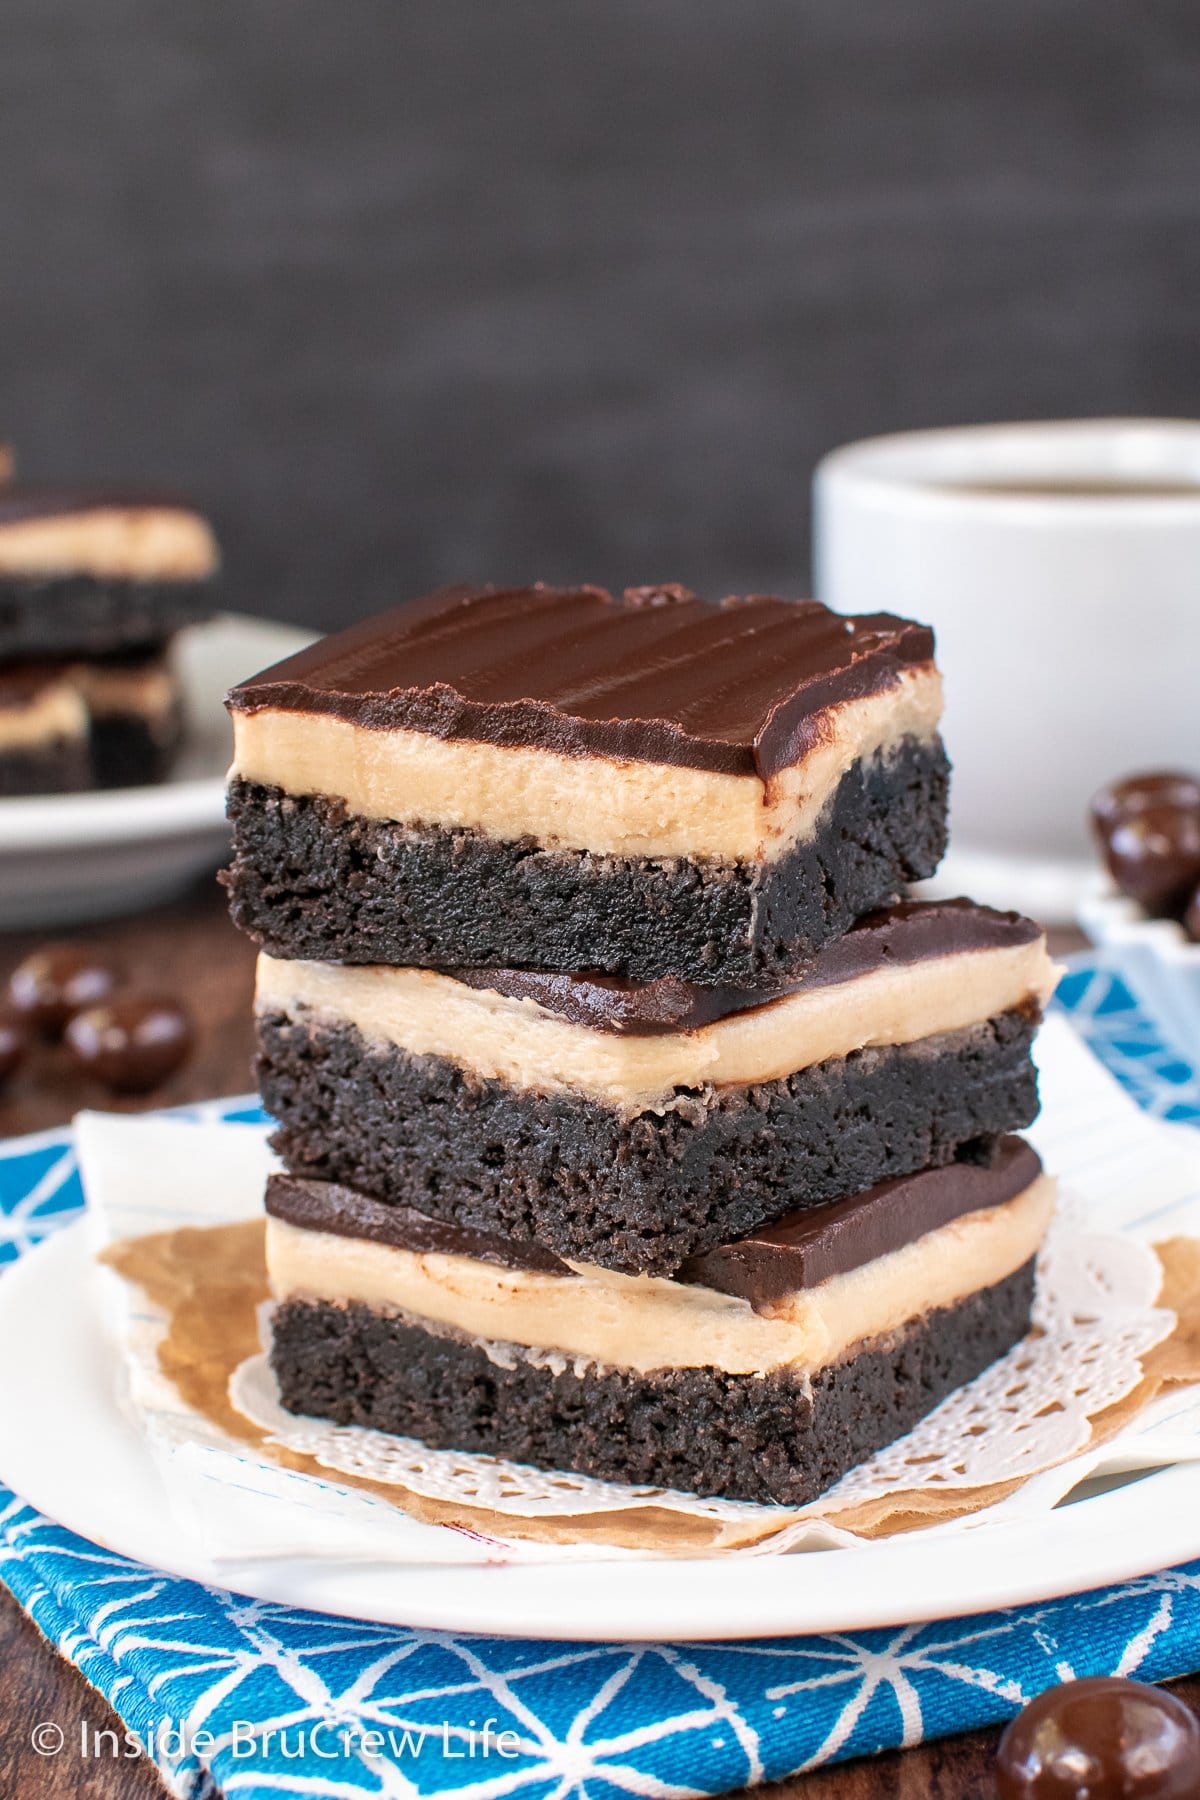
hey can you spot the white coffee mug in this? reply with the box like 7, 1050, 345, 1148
813, 419, 1200, 917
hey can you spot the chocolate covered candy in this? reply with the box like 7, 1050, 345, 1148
8, 944, 122, 1037
1091, 771, 1200, 918
1091, 771, 1200, 831
65, 995, 194, 1094
996, 1675, 1200, 1798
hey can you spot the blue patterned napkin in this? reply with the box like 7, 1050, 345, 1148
1, 952, 1199, 1799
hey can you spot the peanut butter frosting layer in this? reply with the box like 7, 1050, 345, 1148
0, 486, 219, 580
231, 665, 942, 862
265, 1171, 1054, 1377
254, 922, 1058, 1113
0, 669, 88, 748
227, 583, 937, 778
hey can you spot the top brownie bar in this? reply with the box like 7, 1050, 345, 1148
225, 584, 950, 983
0, 485, 219, 660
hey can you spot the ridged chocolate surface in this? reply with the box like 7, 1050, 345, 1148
679, 1137, 1043, 1304
226, 582, 936, 777
447, 898, 1042, 1034
0, 485, 197, 525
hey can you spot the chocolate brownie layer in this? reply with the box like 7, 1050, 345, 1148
259, 1004, 1039, 1274
89, 706, 185, 787
0, 575, 213, 661
269, 1260, 1036, 1505
0, 737, 92, 796
227, 734, 950, 981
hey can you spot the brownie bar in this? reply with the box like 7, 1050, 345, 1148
259, 1004, 1040, 1275
226, 584, 949, 977
0, 644, 187, 794
270, 1260, 1036, 1505
227, 734, 950, 981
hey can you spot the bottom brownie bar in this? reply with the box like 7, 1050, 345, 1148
270, 1260, 1036, 1506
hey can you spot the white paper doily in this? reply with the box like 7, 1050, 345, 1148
228, 1208, 1175, 1533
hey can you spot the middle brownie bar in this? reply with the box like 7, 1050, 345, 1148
257, 898, 1057, 1276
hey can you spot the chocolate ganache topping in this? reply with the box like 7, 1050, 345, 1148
226, 583, 937, 778
265, 1174, 573, 1275
447, 899, 1042, 1035
678, 1137, 1043, 1305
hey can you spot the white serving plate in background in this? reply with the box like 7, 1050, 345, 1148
0, 614, 313, 930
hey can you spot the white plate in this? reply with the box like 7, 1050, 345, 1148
0, 613, 313, 929
3, 1222, 1200, 1642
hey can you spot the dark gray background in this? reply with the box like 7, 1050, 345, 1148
2, 0, 1198, 630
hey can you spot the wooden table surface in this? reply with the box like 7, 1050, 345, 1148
0, 885, 1195, 1797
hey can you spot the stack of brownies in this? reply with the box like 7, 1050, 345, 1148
0, 485, 218, 795
223, 583, 1057, 1505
